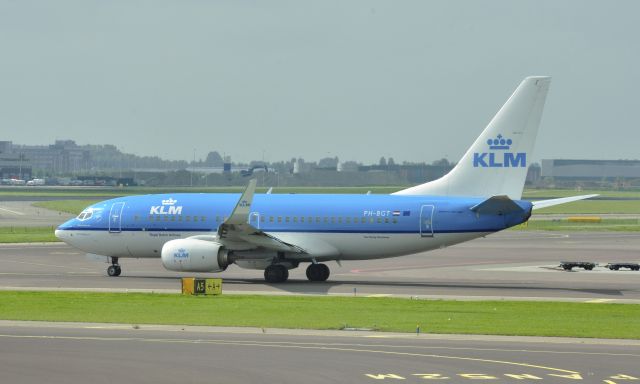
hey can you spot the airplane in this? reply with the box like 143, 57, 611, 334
55, 76, 597, 283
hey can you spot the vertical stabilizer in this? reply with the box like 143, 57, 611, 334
394, 76, 551, 199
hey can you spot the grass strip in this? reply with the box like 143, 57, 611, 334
0, 291, 638, 339
1, 186, 403, 198
0, 226, 58, 243
533, 200, 640, 214
33, 200, 100, 215
514, 218, 640, 232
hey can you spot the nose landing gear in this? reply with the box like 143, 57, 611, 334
107, 257, 121, 277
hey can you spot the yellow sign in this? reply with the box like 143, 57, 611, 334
182, 278, 222, 295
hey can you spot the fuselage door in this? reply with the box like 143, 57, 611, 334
109, 202, 125, 233
249, 212, 260, 229
419, 204, 435, 237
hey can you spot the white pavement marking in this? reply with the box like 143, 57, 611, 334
0, 206, 25, 215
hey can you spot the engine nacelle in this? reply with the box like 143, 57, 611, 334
161, 238, 228, 272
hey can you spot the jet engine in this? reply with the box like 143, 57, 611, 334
161, 238, 229, 272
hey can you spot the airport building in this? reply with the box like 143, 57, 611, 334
0, 141, 32, 180
541, 159, 640, 186
0, 140, 90, 175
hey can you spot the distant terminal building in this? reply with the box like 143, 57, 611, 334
0, 140, 90, 175
541, 159, 640, 183
0, 141, 32, 180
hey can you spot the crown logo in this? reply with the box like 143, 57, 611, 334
162, 198, 177, 206
487, 134, 512, 150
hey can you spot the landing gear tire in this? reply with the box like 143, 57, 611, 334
264, 265, 289, 283
107, 257, 121, 277
306, 263, 330, 282
107, 265, 121, 277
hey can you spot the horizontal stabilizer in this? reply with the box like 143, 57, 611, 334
531, 194, 599, 210
470, 195, 524, 215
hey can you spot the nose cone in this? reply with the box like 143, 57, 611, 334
54, 229, 65, 242
55, 219, 75, 244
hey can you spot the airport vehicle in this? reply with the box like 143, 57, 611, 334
560, 261, 597, 271
56, 77, 597, 282
606, 263, 640, 271
26, 178, 45, 186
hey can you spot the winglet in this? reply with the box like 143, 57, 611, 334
532, 194, 599, 210
225, 179, 257, 225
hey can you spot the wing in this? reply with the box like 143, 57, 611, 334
203, 179, 307, 253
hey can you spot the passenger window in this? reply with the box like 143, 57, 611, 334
308, 217, 313, 223
134, 215, 139, 221
330, 217, 335, 224
260, 216, 265, 223
178, 216, 183, 222
324, 217, 328, 223
170, 216, 175, 221
316, 217, 321, 223
346, 217, 350, 224
377, 218, 382, 223
384, 218, 389, 224
163, 216, 169, 221
300, 217, 305, 223
216, 216, 220, 222
278, 216, 282, 223
193, 216, 199, 222
148, 215, 153, 221
338, 217, 342, 224
269, 216, 274, 223
286, 217, 290, 223
186, 216, 191, 222
392, 218, 397, 224
201, 216, 206, 222
369, 218, 374, 224
293, 217, 298, 223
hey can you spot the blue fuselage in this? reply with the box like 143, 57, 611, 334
57, 193, 532, 260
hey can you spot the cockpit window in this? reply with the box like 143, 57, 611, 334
77, 209, 94, 221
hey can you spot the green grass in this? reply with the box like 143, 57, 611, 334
0, 291, 637, 338
515, 219, 640, 232
0, 226, 58, 243
523, 188, 640, 199
33, 200, 100, 215
1, 186, 402, 198
534, 200, 640, 214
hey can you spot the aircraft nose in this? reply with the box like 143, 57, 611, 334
54, 228, 70, 244
55, 220, 74, 244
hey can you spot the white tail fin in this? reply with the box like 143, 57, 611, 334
394, 76, 551, 199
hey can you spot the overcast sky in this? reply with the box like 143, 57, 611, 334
1, 1, 638, 164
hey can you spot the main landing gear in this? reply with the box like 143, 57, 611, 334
306, 263, 330, 282
263, 262, 331, 283
264, 264, 289, 283
107, 257, 121, 277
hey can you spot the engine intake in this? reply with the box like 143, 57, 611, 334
161, 238, 229, 272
